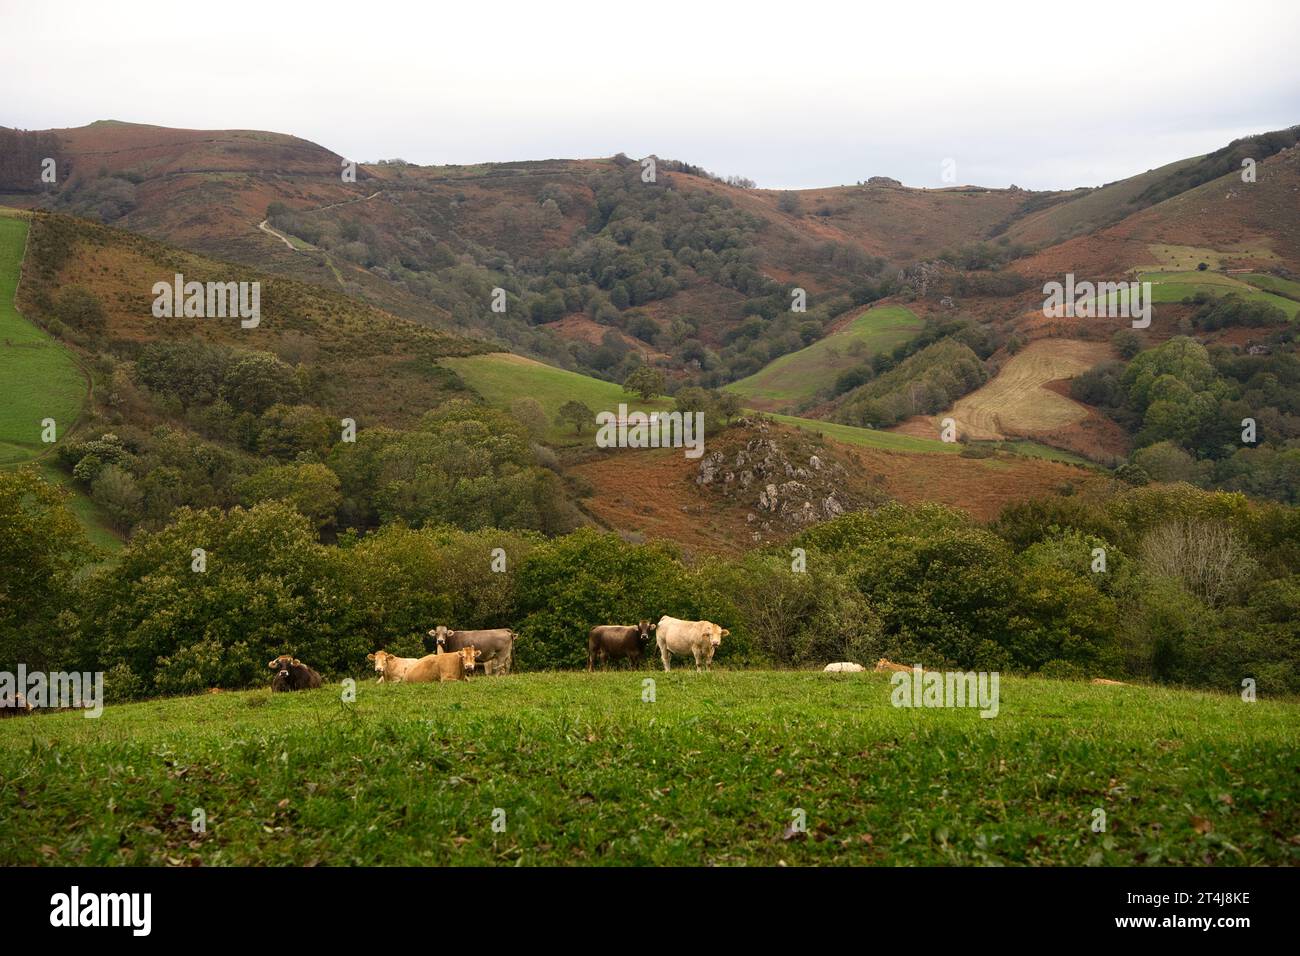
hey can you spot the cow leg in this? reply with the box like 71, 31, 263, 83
692, 647, 702, 672
660, 646, 671, 672
587, 646, 595, 673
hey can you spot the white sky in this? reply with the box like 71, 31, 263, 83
3, 0, 1298, 190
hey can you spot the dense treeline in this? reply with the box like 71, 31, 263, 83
1073, 331, 1300, 502
6, 469, 1295, 700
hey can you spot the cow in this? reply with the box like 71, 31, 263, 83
455, 646, 481, 674
1091, 678, 1128, 686
874, 659, 912, 673
587, 620, 655, 671
429, 626, 515, 675
0, 691, 32, 718
268, 655, 323, 691
431, 652, 468, 683
823, 662, 865, 673
368, 650, 465, 683
654, 616, 728, 672
368, 650, 423, 683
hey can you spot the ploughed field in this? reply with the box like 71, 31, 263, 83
1, 671, 1296, 866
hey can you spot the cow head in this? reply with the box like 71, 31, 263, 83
711, 625, 729, 648
430, 625, 454, 649
459, 646, 481, 670
637, 619, 655, 640
367, 650, 392, 676
268, 654, 296, 679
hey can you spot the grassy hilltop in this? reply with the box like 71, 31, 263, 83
1, 671, 1295, 866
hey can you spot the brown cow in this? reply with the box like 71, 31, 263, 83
268, 655, 323, 691
0, 691, 32, 718
588, 620, 655, 671
874, 659, 913, 674
429, 626, 515, 675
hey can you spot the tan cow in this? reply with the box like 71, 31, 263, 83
367, 650, 422, 683
1091, 678, 1128, 686
654, 616, 728, 672
874, 659, 913, 673
429, 652, 467, 683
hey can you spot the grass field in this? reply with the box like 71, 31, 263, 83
1, 671, 1295, 866
727, 305, 923, 411
770, 413, 958, 454
1240, 273, 1300, 302
440, 352, 673, 444
1091, 271, 1299, 320
0, 213, 87, 465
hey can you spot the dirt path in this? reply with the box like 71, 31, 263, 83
257, 190, 384, 251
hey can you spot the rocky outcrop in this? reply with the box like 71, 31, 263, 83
695, 418, 874, 541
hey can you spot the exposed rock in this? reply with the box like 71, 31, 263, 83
693, 417, 881, 541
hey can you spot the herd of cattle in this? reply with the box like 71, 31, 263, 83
268, 616, 732, 691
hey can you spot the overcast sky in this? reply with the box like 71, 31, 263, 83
4, 0, 1298, 191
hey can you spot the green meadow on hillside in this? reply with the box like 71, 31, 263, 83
770, 412, 956, 454
0, 212, 87, 465
1095, 271, 1299, 319
727, 305, 923, 409
0, 211, 118, 550
1, 671, 1295, 866
440, 352, 674, 444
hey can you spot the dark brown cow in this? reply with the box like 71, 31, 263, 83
267, 655, 323, 691
0, 691, 32, 718
588, 620, 656, 671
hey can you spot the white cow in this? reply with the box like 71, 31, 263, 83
823, 662, 865, 673
655, 616, 728, 672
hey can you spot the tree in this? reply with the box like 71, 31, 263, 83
238, 463, 343, 535
715, 391, 743, 424
0, 468, 91, 671
53, 285, 106, 334
623, 365, 666, 401
555, 400, 594, 435
510, 398, 549, 440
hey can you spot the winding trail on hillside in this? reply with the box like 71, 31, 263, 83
257, 190, 384, 253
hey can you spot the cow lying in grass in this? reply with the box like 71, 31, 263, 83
368, 649, 471, 683
0, 691, 32, 717
874, 659, 913, 673
823, 662, 865, 673
268, 655, 323, 692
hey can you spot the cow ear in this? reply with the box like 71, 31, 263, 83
722, 629, 731, 637
366, 653, 375, 661
292, 658, 302, 666
649, 623, 656, 630
267, 659, 277, 669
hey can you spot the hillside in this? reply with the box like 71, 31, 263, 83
2, 671, 1295, 866
0, 212, 85, 465
727, 304, 924, 411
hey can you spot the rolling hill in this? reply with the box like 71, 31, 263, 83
727, 305, 924, 411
